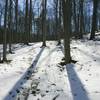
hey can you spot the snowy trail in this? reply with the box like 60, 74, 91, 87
27, 43, 72, 100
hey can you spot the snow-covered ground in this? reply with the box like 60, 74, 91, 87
0, 39, 100, 100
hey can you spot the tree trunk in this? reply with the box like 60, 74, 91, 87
73, 0, 77, 33
57, 0, 62, 45
8, 0, 13, 53
79, 0, 84, 38
3, 0, 8, 61
62, 0, 72, 64
29, 0, 32, 42
90, 0, 98, 40
15, 0, 18, 33
42, 0, 47, 47
24, 0, 29, 45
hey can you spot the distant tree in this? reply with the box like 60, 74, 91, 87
24, 0, 29, 45
41, 0, 47, 47
57, 0, 62, 45
54, 0, 59, 41
72, 0, 78, 34
15, 0, 18, 33
8, 0, 13, 53
53, 0, 61, 45
90, 0, 98, 40
79, 0, 84, 38
3, 0, 8, 61
29, 0, 32, 42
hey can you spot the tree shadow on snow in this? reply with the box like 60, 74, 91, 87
4, 47, 45, 100
66, 64, 90, 100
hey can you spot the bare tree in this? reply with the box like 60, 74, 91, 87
57, 0, 62, 45
8, 0, 13, 53
54, 0, 58, 41
41, 0, 47, 47
62, 0, 72, 64
15, 0, 18, 33
29, 0, 32, 42
73, 0, 77, 34
90, 0, 98, 40
3, 0, 8, 61
79, 0, 84, 38
24, 0, 29, 45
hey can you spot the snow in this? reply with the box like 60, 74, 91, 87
0, 39, 100, 100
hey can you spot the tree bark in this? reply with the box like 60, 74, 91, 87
3, 0, 8, 61
79, 0, 84, 38
62, 0, 72, 64
24, 0, 29, 45
29, 0, 32, 42
42, 0, 47, 47
8, 0, 13, 53
90, 0, 98, 40
15, 0, 18, 33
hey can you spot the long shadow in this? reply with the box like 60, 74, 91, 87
66, 64, 90, 100
59, 44, 90, 100
4, 47, 45, 100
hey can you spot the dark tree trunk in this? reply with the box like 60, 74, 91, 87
24, 0, 29, 45
15, 0, 18, 33
29, 0, 32, 42
42, 0, 47, 47
79, 0, 84, 38
8, 0, 13, 53
90, 0, 98, 40
3, 0, 8, 61
54, 0, 58, 41
57, 0, 62, 45
62, 0, 72, 64
73, 0, 77, 34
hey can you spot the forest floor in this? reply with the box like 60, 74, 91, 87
0, 37, 100, 100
